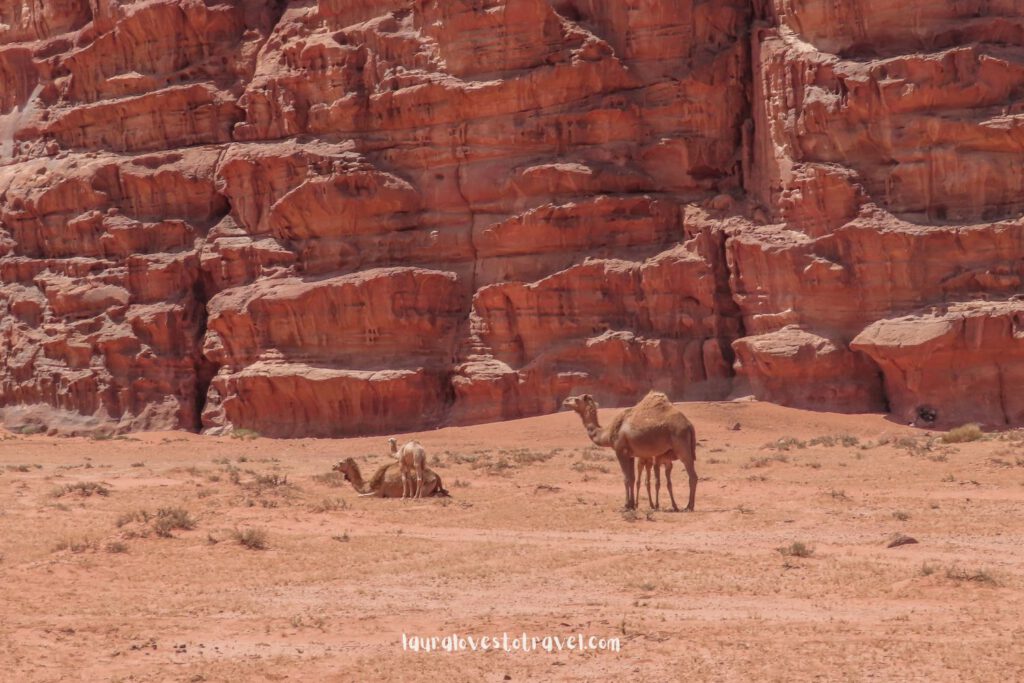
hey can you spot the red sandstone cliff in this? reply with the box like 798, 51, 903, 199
0, 0, 1021, 435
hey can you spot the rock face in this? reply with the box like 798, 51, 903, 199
0, 0, 1021, 435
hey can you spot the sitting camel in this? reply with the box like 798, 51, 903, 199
563, 391, 697, 511
388, 437, 427, 499
332, 458, 449, 498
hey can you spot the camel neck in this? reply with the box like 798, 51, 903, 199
347, 463, 367, 492
580, 412, 610, 447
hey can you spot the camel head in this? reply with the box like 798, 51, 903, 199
332, 457, 358, 482
387, 437, 398, 452
562, 394, 598, 418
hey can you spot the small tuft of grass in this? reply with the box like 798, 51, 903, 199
332, 532, 350, 543
828, 489, 850, 501
941, 424, 983, 444
130, 462, 145, 468
920, 562, 940, 577
105, 541, 129, 554
778, 541, 814, 558
232, 527, 268, 550
892, 510, 910, 521
231, 429, 260, 440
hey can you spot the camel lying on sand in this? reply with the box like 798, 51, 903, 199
388, 437, 427, 498
332, 458, 449, 498
563, 391, 697, 511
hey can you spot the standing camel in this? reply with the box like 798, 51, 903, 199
388, 437, 427, 499
563, 391, 698, 511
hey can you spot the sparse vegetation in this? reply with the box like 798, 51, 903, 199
945, 566, 998, 585
308, 497, 348, 513
941, 424, 984, 444
105, 541, 128, 553
231, 429, 260, 440
892, 510, 910, 521
54, 536, 98, 553
764, 437, 806, 451
312, 470, 346, 487
332, 532, 350, 543
52, 481, 110, 498
152, 507, 197, 537
232, 527, 268, 550
117, 507, 195, 538
778, 542, 814, 558
572, 461, 610, 474
808, 434, 860, 448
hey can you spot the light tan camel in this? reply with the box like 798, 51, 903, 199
388, 437, 427, 499
332, 458, 448, 498
563, 391, 698, 511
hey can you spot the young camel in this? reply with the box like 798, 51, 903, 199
388, 437, 427, 499
563, 391, 698, 511
635, 455, 676, 510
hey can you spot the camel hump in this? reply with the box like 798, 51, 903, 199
624, 391, 687, 432
639, 391, 672, 407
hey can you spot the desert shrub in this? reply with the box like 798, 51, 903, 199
941, 424, 983, 444
152, 507, 196, 537
232, 527, 268, 550
778, 542, 814, 558
52, 481, 110, 498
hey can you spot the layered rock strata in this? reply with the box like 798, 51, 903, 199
0, 0, 1021, 435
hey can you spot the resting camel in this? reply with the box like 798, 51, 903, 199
388, 437, 427, 499
332, 458, 449, 498
563, 391, 698, 511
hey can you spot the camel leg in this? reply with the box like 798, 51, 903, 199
615, 450, 636, 510
645, 462, 654, 509
653, 463, 661, 510
401, 471, 409, 499
416, 471, 424, 498
663, 460, 678, 512
630, 462, 638, 509
683, 458, 697, 512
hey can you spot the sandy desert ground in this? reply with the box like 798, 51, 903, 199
2, 400, 1024, 682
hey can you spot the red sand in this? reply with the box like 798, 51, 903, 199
2, 400, 1023, 681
